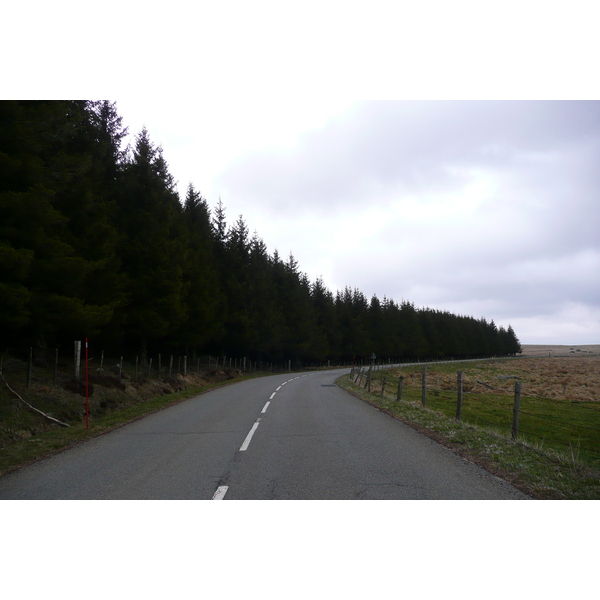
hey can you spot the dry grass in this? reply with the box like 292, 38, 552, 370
396, 356, 600, 403
519, 343, 600, 357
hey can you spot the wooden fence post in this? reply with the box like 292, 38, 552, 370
381, 376, 387, 397
74, 341, 82, 380
512, 381, 522, 440
135, 356, 139, 378
183, 355, 187, 376
456, 371, 463, 420
119, 356, 123, 378
148, 358, 153, 379
397, 375, 404, 401
169, 355, 173, 377
421, 365, 427, 406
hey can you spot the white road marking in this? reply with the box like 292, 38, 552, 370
269, 392, 276, 399
281, 381, 287, 385
212, 486, 229, 500
240, 419, 261, 451
276, 386, 281, 391
261, 401, 270, 413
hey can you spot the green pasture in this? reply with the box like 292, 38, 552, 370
363, 361, 600, 469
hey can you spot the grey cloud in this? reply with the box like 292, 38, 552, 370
216, 101, 600, 215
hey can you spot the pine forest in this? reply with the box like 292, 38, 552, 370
0, 101, 522, 364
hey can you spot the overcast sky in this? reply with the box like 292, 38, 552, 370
6, 1, 600, 346
114, 99, 600, 346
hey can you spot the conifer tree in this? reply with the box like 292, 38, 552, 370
0, 101, 116, 349
114, 127, 187, 356
177, 183, 222, 352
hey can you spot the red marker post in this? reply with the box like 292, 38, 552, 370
85, 338, 89, 430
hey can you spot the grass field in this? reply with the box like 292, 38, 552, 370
360, 357, 600, 469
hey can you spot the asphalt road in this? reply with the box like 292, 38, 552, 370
0, 369, 530, 499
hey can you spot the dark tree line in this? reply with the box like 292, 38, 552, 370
0, 101, 521, 362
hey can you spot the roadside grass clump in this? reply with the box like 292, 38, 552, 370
337, 370, 600, 500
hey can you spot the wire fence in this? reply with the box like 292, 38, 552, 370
1, 342, 359, 390
350, 365, 600, 468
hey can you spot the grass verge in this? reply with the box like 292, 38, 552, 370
0, 371, 264, 479
337, 372, 600, 499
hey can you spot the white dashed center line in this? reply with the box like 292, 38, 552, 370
240, 418, 261, 451
261, 401, 270, 413
269, 392, 276, 399
212, 486, 229, 500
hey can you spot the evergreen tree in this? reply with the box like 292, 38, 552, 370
506, 324, 522, 355
311, 277, 337, 361
177, 183, 222, 352
245, 231, 285, 359
223, 214, 253, 355
212, 196, 228, 247
114, 127, 187, 356
0, 101, 117, 350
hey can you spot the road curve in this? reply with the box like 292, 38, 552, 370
0, 368, 530, 500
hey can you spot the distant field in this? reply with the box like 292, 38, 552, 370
520, 344, 600, 357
